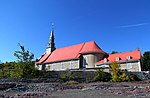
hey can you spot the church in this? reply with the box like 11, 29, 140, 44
35, 27, 142, 72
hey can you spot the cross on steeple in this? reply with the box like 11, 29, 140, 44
46, 24, 56, 54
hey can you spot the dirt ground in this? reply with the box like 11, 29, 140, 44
0, 80, 150, 98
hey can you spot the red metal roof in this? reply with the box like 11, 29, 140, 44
44, 42, 84, 63
35, 53, 50, 64
95, 49, 141, 65
37, 41, 106, 64
80, 41, 106, 54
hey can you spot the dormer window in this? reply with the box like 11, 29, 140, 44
104, 58, 107, 63
116, 57, 120, 61
126, 56, 131, 60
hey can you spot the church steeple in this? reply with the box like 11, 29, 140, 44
46, 25, 56, 54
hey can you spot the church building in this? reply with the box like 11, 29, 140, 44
35, 27, 142, 72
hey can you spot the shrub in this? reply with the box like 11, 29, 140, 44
109, 62, 130, 82
93, 69, 111, 82
9, 70, 22, 78
60, 73, 76, 80
0, 69, 4, 77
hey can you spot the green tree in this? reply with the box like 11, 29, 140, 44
0, 63, 5, 77
142, 51, 150, 71
2, 62, 16, 77
14, 43, 34, 62
109, 62, 129, 82
111, 51, 118, 54
13, 43, 35, 78
93, 68, 111, 82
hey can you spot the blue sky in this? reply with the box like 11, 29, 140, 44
0, 0, 150, 62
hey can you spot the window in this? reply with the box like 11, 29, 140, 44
126, 56, 131, 60
61, 62, 64, 70
45, 64, 48, 71
104, 58, 107, 63
127, 63, 132, 69
48, 65, 51, 70
52, 63, 56, 70
38, 65, 42, 70
83, 57, 87, 68
70, 61, 74, 69
101, 64, 109, 68
116, 57, 120, 61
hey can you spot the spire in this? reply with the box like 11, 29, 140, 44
46, 24, 56, 54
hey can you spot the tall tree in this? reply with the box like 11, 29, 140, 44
142, 51, 150, 71
14, 43, 34, 62
14, 43, 35, 78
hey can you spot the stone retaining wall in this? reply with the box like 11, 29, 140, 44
126, 71, 150, 80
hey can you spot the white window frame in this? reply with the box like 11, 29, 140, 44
116, 57, 119, 61
104, 58, 107, 63
126, 56, 131, 60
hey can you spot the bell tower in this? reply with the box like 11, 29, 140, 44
46, 25, 56, 54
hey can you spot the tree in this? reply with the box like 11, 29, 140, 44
14, 43, 34, 62
142, 51, 150, 71
0, 44, 36, 78
13, 43, 35, 78
109, 62, 129, 82
93, 68, 111, 82
0, 62, 16, 77
0, 63, 5, 77
111, 51, 118, 54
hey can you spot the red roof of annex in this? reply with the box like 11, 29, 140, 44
95, 48, 141, 65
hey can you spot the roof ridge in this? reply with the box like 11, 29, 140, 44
75, 42, 85, 58
42, 53, 51, 63
53, 42, 85, 50
36, 53, 51, 64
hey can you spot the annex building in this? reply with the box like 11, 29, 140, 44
35, 27, 142, 72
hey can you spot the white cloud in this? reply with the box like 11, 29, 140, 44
119, 23, 148, 28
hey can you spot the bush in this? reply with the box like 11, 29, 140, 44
65, 80, 79, 85
0, 69, 4, 77
60, 73, 76, 82
93, 69, 111, 82
109, 62, 130, 82
9, 70, 22, 78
